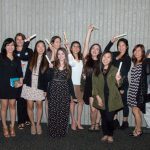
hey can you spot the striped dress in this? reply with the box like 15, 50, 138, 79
127, 64, 142, 107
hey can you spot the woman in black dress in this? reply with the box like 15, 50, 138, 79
104, 37, 131, 129
14, 33, 33, 129
82, 25, 102, 131
0, 38, 23, 137
47, 47, 71, 138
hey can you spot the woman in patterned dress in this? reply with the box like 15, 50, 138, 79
47, 47, 71, 138
21, 40, 49, 135
128, 44, 146, 137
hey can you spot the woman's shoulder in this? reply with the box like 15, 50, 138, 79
110, 65, 118, 72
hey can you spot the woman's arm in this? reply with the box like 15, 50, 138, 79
83, 25, 94, 59
104, 36, 118, 52
96, 95, 104, 107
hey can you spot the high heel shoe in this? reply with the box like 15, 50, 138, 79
10, 125, 16, 137
36, 124, 42, 135
71, 122, 77, 130
77, 124, 84, 130
129, 130, 143, 137
88, 124, 95, 131
3, 127, 10, 138
95, 123, 100, 131
31, 125, 36, 135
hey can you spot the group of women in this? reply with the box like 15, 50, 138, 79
0, 25, 149, 143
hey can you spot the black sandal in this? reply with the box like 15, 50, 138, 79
25, 121, 31, 126
88, 124, 95, 131
18, 124, 25, 130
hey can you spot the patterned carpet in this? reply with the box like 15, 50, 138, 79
0, 123, 150, 150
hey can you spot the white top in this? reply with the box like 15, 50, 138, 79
68, 54, 83, 85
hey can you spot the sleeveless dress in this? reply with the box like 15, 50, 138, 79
127, 64, 142, 107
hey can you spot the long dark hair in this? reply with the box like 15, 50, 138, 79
29, 40, 49, 73
1, 38, 16, 59
84, 43, 102, 76
100, 51, 113, 74
132, 44, 145, 65
54, 47, 71, 78
70, 41, 82, 60
117, 38, 129, 59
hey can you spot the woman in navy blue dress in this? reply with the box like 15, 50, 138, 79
0, 38, 23, 138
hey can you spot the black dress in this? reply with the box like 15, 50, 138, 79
104, 41, 131, 117
47, 68, 70, 138
83, 59, 100, 105
0, 55, 23, 99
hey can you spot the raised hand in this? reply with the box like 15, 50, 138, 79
111, 36, 118, 43
88, 24, 95, 32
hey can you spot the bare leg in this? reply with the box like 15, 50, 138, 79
45, 98, 48, 123
132, 107, 142, 135
77, 99, 84, 129
1, 99, 8, 128
70, 99, 76, 130
9, 99, 16, 128
36, 101, 43, 126
27, 100, 36, 134
89, 97, 97, 130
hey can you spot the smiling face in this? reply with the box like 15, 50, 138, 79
6, 42, 15, 54
133, 47, 143, 60
57, 50, 66, 61
36, 42, 45, 55
90, 45, 100, 57
71, 43, 80, 54
16, 35, 24, 47
102, 52, 112, 67
118, 41, 127, 55
52, 38, 61, 49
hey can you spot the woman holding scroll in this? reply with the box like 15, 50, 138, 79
92, 51, 123, 143
104, 37, 131, 129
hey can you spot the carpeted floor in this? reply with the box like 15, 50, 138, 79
0, 123, 150, 150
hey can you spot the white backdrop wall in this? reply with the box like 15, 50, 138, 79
0, 0, 150, 126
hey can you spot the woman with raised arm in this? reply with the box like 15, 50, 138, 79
65, 41, 84, 130
21, 40, 49, 135
128, 44, 146, 137
14, 33, 33, 129
92, 51, 123, 143
46, 36, 62, 61
104, 37, 131, 129
0, 38, 23, 138
82, 25, 102, 131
